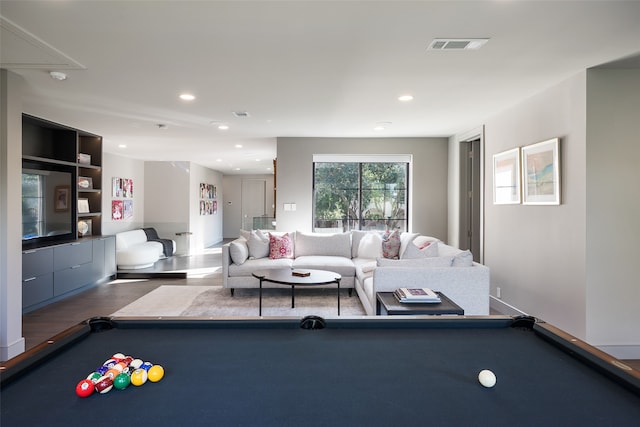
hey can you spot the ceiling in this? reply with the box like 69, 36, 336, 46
2, 1, 640, 175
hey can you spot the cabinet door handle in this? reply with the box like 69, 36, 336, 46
24, 277, 37, 282
71, 243, 81, 246
71, 265, 82, 269
24, 250, 37, 254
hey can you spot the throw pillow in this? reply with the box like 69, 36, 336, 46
229, 240, 249, 265
402, 240, 438, 259
239, 229, 251, 241
381, 229, 401, 259
357, 232, 383, 259
269, 232, 293, 259
452, 250, 473, 267
399, 232, 419, 259
247, 230, 269, 259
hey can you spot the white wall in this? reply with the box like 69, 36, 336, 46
188, 162, 224, 250
0, 69, 25, 360
585, 69, 640, 357
484, 72, 588, 339
101, 153, 146, 235
275, 137, 449, 238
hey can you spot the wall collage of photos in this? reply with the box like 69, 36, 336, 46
112, 177, 134, 221
200, 183, 217, 215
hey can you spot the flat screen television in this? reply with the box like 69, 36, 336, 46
22, 160, 76, 247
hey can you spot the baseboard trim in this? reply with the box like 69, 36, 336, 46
489, 296, 527, 317
596, 345, 640, 360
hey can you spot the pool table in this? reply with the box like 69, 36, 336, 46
1, 316, 639, 426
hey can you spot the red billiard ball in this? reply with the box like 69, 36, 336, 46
94, 376, 114, 394
75, 379, 94, 398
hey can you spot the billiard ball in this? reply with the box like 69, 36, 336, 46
129, 359, 143, 370
112, 353, 126, 361
113, 372, 131, 390
75, 379, 94, 398
105, 368, 121, 379
478, 369, 497, 388
130, 368, 148, 386
94, 376, 114, 394
140, 362, 153, 372
86, 372, 102, 383
96, 366, 109, 375
147, 365, 164, 383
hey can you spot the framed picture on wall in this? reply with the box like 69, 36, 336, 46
522, 138, 561, 205
493, 148, 521, 205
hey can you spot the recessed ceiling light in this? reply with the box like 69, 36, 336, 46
374, 121, 392, 131
218, 125, 229, 130
398, 95, 414, 102
179, 93, 195, 101
234, 168, 241, 171
49, 71, 67, 81
118, 144, 127, 148
235, 144, 243, 148
216, 158, 222, 162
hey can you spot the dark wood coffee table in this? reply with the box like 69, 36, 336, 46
252, 269, 342, 315
376, 291, 464, 316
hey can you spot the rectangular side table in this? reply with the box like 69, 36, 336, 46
376, 291, 464, 316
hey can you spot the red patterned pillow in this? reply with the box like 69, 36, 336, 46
381, 229, 401, 259
269, 232, 293, 259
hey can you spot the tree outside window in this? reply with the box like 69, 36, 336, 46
313, 162, 408, 232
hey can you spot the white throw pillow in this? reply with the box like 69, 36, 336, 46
247, 230, 269, 259
402, 241, 438, 259
399, 232, 419, 259
452, 250, 473, 267
357, 232, 383, 259
229, 240, 249, 265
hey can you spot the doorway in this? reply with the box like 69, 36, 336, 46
241, 178, 267, 231
459, 138, 482, 262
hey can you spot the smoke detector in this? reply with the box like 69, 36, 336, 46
428, 38, 489, 51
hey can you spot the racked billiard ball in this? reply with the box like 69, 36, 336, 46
75, 379, 94, 398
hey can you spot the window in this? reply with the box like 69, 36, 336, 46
313, 155, 409, 232
22, 172, 45, 239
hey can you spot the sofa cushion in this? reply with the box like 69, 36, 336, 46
292, 256, 356, 277
351, 230, 368, 258
229, 239, 249, 265
247, 230, 269, 259
402, 240, 438, 259
377, 256, 454, 268
295, 231, 351, 258
269, 232, 294, 259
358, 232, 383, 259
437, 242, 464, 257
381, 229, 401, 259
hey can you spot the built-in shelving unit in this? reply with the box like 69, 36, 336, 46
21, 114, 114, 311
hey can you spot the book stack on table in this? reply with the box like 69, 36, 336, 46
394, 288, 441, 304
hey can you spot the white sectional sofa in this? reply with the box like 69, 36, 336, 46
222, 230, 490, 315
115, 229, 176, 269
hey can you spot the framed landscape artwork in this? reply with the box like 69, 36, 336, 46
493, 148, 521, 205
522, 138, 560, 205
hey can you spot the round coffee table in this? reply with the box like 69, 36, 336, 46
252, 268, 342, 316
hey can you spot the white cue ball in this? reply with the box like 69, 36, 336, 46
478, 369, 497, 388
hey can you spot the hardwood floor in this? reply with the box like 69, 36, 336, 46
18, 248, 640, 371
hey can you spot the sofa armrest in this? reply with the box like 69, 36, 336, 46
372, 264, 490, 315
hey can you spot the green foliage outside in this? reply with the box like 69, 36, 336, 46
313, 162, 407, 231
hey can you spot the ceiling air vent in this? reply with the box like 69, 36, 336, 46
232, 111, 250, 118
428, 38, 489, 51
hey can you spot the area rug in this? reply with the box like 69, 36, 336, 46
111, 285, 366, 317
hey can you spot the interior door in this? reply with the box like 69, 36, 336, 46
242, 178, 267, 230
